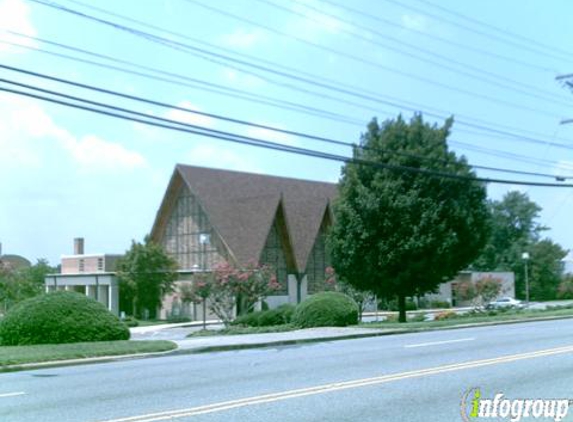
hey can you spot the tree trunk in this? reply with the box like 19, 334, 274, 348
202, 298, 207, 331
398, 293, 407, 323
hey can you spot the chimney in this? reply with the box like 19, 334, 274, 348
74, 238, 85, 255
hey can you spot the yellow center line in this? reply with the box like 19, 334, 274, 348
98, 344, 573, 422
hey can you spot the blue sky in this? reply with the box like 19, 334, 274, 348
1, 0, 573, 265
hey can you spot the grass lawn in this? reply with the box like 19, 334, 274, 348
187, 307, 573, 337
363, 307, 573, 330
0, 340, 177, 367
188, 324, 298, 337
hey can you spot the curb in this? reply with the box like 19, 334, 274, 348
182, 314, 573, 354
3, 313, 573, 372
0, 344, 179, 373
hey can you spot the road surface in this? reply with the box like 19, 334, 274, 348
2, 318, 573, 421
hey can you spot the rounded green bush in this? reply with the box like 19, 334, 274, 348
232, 303, 296, 327
0, 291, 130, 345
292, 292, 359, 328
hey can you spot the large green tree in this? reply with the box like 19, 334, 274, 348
472, 191, 546, 271
328, 115, 489, 322
471, 191, 566, 300
117, 236, 178, 319
0, 259, 55, 313
527, 239, 567, 301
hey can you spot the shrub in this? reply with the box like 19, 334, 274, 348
232, 304, 296, 327
232, 311, 261, 327
122, 316, 139, 327
382, 298, 417, 311
408, 313, 426, 322
292, 292, 359, 328
0, 291, 130, 345
434, 310, 457, 321
429, 300, 451, 309
167, 315, 191, 323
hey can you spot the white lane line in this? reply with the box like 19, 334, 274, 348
0, 392, 26, 398
97, 343, 573, 422
404, 337, 475, 348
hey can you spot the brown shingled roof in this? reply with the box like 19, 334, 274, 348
174, 164, 337, 272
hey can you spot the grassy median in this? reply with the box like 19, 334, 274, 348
363, 306, 573, 330
0, 340, 177, 367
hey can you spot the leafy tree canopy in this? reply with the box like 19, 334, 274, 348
471, 191, 567, 300
0, 258, 56, 313
328, 114, 489, 322
117, 236, 178, 319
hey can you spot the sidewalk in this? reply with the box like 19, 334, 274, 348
172, 327, 403, 353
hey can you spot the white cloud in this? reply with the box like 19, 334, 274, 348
221, 67, 265, 89
554, 160, 573, 178
165, 101, 214, 128
220, 28, 265, 49
185, 144, 261, 174
0, 93, 146, 171
401, 14, 428, 32
66, 135, 146, 170
285, 0, 346, 42
0, 0, 37, 53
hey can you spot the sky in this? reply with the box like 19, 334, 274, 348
1, 0, 573, 266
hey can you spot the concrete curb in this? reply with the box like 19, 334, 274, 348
180, 314, 573, 354
0, 344, 179, 373
4, 313, 573, 372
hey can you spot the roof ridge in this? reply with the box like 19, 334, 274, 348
176, 163, 337, 187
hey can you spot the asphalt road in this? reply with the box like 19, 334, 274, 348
2, 319, 573, 422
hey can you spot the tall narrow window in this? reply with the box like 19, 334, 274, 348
78, 259, 85, 273
260, 218, 288, 295
97, 257, 104, 271
306, 214, 332, 294
161, 185, 225, 270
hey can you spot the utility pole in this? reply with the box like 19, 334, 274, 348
556, 73, 573, 125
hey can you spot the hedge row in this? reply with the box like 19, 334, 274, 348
233, 292, 359, 328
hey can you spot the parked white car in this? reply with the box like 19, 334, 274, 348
486, 297, 524, 310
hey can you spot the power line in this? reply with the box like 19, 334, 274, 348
1, 83, 571, 188
415, 0, 573, 61
1, 68, 568, 181
259, 0, 570, 106
24, 2, 573, 146
32, 0, 562, 119
380, 0, 573, 64
0, 31, 562, 171
318, 0, 553, 73
186, 0, 560, 118
54, 1, 573, 145
0, 37, 363, 126
3, 38, 571, 176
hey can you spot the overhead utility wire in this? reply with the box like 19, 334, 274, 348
260, 0, 568, 105
318, 0, 552, 73
380, 0, 573, 64
58, 0, 572, 143
1, 84, 570, 188
3, 41, 571, 175
415, 0, 573, 61
178, 1, 573, 141
27, 3, 571, 144
185, 0, 559, 118
33, 0, 560, 119
1, 69, 567, 180
0, 38, 362, 126
4, 35, 571, 157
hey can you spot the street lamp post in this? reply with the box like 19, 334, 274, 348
522, 252, 530, 306
199, 233, 211, 330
